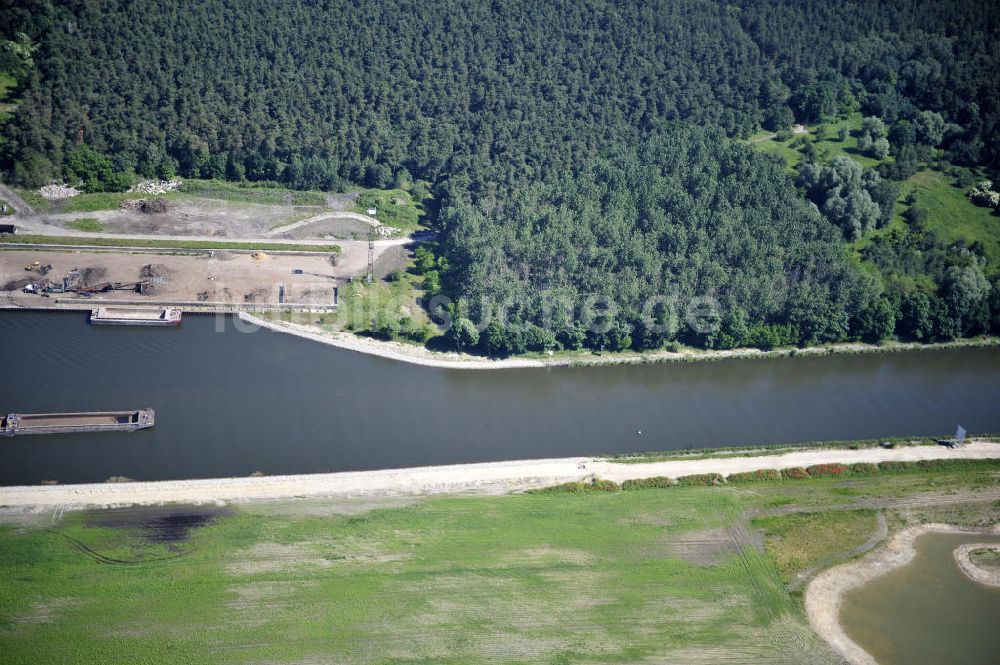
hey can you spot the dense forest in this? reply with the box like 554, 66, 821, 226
2, 0, 999, 352
434, 128, 874, 354
3, 0, 999, 193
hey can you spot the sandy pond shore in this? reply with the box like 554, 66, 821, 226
806, 522, 1000, 665
953, 542, 1000, 588
238, 312, 1000, 370
2, 441, 998, 510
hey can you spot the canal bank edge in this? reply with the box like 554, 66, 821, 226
1, 440, 998, 510
805, 523, 1000, 665
236, 312, 1000, 370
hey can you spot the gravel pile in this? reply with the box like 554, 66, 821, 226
128, 179, 181, 195
39, 184, 81, 199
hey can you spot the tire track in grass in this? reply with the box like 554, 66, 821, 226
727, 510, 818, 662
42, 528, 191, 565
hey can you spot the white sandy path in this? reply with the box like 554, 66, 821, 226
1, 441, 998, 510
806, 523, 1000, 665
264, 210, 380, 237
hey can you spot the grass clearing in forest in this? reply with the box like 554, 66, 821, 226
351, 186, 429, 231
0, 71, 16, 119
903, 169, 999, 266
849, 167, 1000, 272
747, 114, 881, 173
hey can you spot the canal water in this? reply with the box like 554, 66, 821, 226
1, 310, 1000, 485
840, 532, 1000, 665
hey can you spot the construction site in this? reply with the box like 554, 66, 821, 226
0, 179, 418, 314
0, 246, 406, 312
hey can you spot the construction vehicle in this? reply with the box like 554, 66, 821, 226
24, 261, 52, 275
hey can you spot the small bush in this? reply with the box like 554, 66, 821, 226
591, 478, 621, 492
531, 478, 620, 494
781, 467, 811, 480
877, 460, 917, 473
621, 476, 674, 490
916, 458, 998, 472
806, 463, 848, 477
676, 473, 724, 486
727, 469, 781, 483
850, 462, 880, 475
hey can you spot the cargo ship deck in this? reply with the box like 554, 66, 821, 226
90, 307, 181, 326
2, 409, 155, 436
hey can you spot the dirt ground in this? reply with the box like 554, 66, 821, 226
276, 218, 375, 240
0, 249, 351, 307
2, 441, 998, 509
43, 198, 326, 238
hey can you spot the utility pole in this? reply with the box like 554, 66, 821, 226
366, 228, 375, 283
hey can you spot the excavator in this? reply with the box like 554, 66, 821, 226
24, 261, 53, 275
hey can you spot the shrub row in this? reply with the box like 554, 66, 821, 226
726, 469, 782, 483
529, 478, 621, 494
676, 473, 724, 486
620, 476, 674, 490
531, 459, 1000, 494
780, 467, 810, 480
806, 463, 849, 477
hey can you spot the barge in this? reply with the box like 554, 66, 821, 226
1, 409, 155, 436
90, 306, 182, 326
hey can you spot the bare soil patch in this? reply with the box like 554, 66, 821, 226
84, 504, 233, 544
1, 249, 350, 306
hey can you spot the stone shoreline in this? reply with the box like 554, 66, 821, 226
238, 312, 1000, 371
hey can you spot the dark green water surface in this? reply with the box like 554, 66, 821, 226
2, 311, 999, 485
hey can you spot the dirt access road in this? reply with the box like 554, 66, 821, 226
1, 441, 997, 509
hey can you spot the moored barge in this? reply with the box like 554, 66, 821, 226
1, 409, 155, 436
90, 307, 182, 326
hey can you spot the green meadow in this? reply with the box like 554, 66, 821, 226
1, 461, 997, 665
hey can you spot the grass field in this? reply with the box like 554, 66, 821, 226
753, 509, 877, 584
56, 191, 143, 213
901, 169, 999, 265
278, 268, 435, 344
179, 179, 328, 207
65, 217, 106, 232
849, 167, 1000, 271
747, 116, 999, 276
746, 114, 881, 173
0, 71, 16, 121
1, 462, 996, 664
352, 186, 428, 231
0, 234, 340, 254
